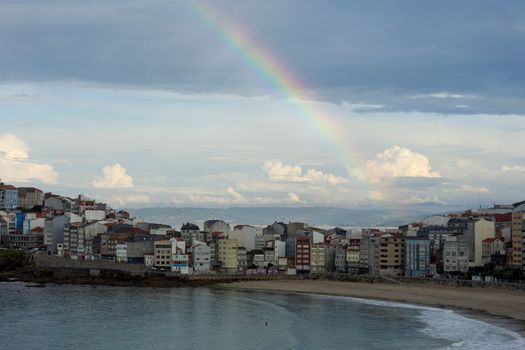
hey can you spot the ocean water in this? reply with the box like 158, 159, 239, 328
0, 282, 523, 350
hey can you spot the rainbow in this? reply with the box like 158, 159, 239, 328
184, 2, 385, 201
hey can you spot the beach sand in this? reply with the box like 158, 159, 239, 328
222, 280, 525, 334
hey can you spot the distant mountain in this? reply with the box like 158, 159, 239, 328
127, 204, 462, 230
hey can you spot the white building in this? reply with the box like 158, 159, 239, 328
116, 243, 128, 263
229, 225, 262, 252
443, 235, 470, 273
192, 241, 211, 272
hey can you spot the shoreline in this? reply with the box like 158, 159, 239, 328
219, 280, 525, 337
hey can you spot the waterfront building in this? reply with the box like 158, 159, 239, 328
511, 202, 525, 270
171, 242, 189, 274
378, 233, 405, 276
192, 241, 211, 272
116, 243, 128, 263
295, 236, 311, 274
481, 238, 505, 265
154, 239, 172, 269
237, 247, 247, 271
334, 244, 348, 273
405, 237, 431, 277
346, 238, 361, 273
443, 235, 470, 273
44, 215, 67, 255
218, 238, 238, 273
63, 223, 86, 259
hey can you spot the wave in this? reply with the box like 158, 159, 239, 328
307, 293, 525, 350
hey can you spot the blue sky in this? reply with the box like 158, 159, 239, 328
0, 1, 524, 208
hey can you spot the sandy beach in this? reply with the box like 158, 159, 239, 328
223, 280, 525, 334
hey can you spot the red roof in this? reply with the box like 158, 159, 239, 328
482, 237, 497, 243
0, 184, 17, 190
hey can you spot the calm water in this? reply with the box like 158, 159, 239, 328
0, 282, 523, 350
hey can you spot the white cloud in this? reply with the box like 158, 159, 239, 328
226, 187, 247, 204
401, 195, 446, 205
501, 165, 525, 173
91, 164, 134, 188
107, 194, 151, 206
287, 192, 302, 203
353, 145, 440, 182
455, 185, 489, 193
410, 92, 472, 99
0, 133, 58, 183
263, 161, 347, 185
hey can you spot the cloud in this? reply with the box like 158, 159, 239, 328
401, 195, 446, 205
107, 194, 151, 206
501, 165, 525, 173
0, 133, 58, 183
410, 92, 472, 99
455, 185, 489, 193
352, 145, 440, 182
226, 186, 247, 204
287, 192, 302, 203
91, 164, 134, 188
263, 161, 347, 185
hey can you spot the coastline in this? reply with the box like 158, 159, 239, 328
220, 280, 525, 337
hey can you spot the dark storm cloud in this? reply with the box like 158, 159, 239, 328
1, 0, 524, 113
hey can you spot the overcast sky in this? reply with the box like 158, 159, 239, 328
0, 0, 524, 208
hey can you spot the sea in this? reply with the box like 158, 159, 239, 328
0, 282, 523, 350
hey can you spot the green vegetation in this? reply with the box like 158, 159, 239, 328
0, 249, 27, 259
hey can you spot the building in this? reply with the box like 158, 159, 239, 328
192, 241, 211, 272
405, 237, 431, 277
443, 235, 470, 273
44, 215, 67, 255
116, 243, 128, 263
154, 240, 172, 269
171, 239, 189, 274
2, 232, 44, 249
181, 222, 200, 246
309, 243, 335, 274
204, 219, 230, 240
17, 187, 44, 209
295, 236, 311, 274
63, 223, 86, 259
511, 202, 525, 270
346, 238, 361, 273
335, 244, 348, 273
44, 195, 72, 211
359, 231, 382, 275
237, 247, 247, 271
218, 238, 238, 273
230, 225, 261, 252
468, 218, 496, 267
0, 183, 18, 210
481, 238, 505, 265
378, 233, 405, 276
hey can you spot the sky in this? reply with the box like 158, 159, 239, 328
0, 0, 524, 209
